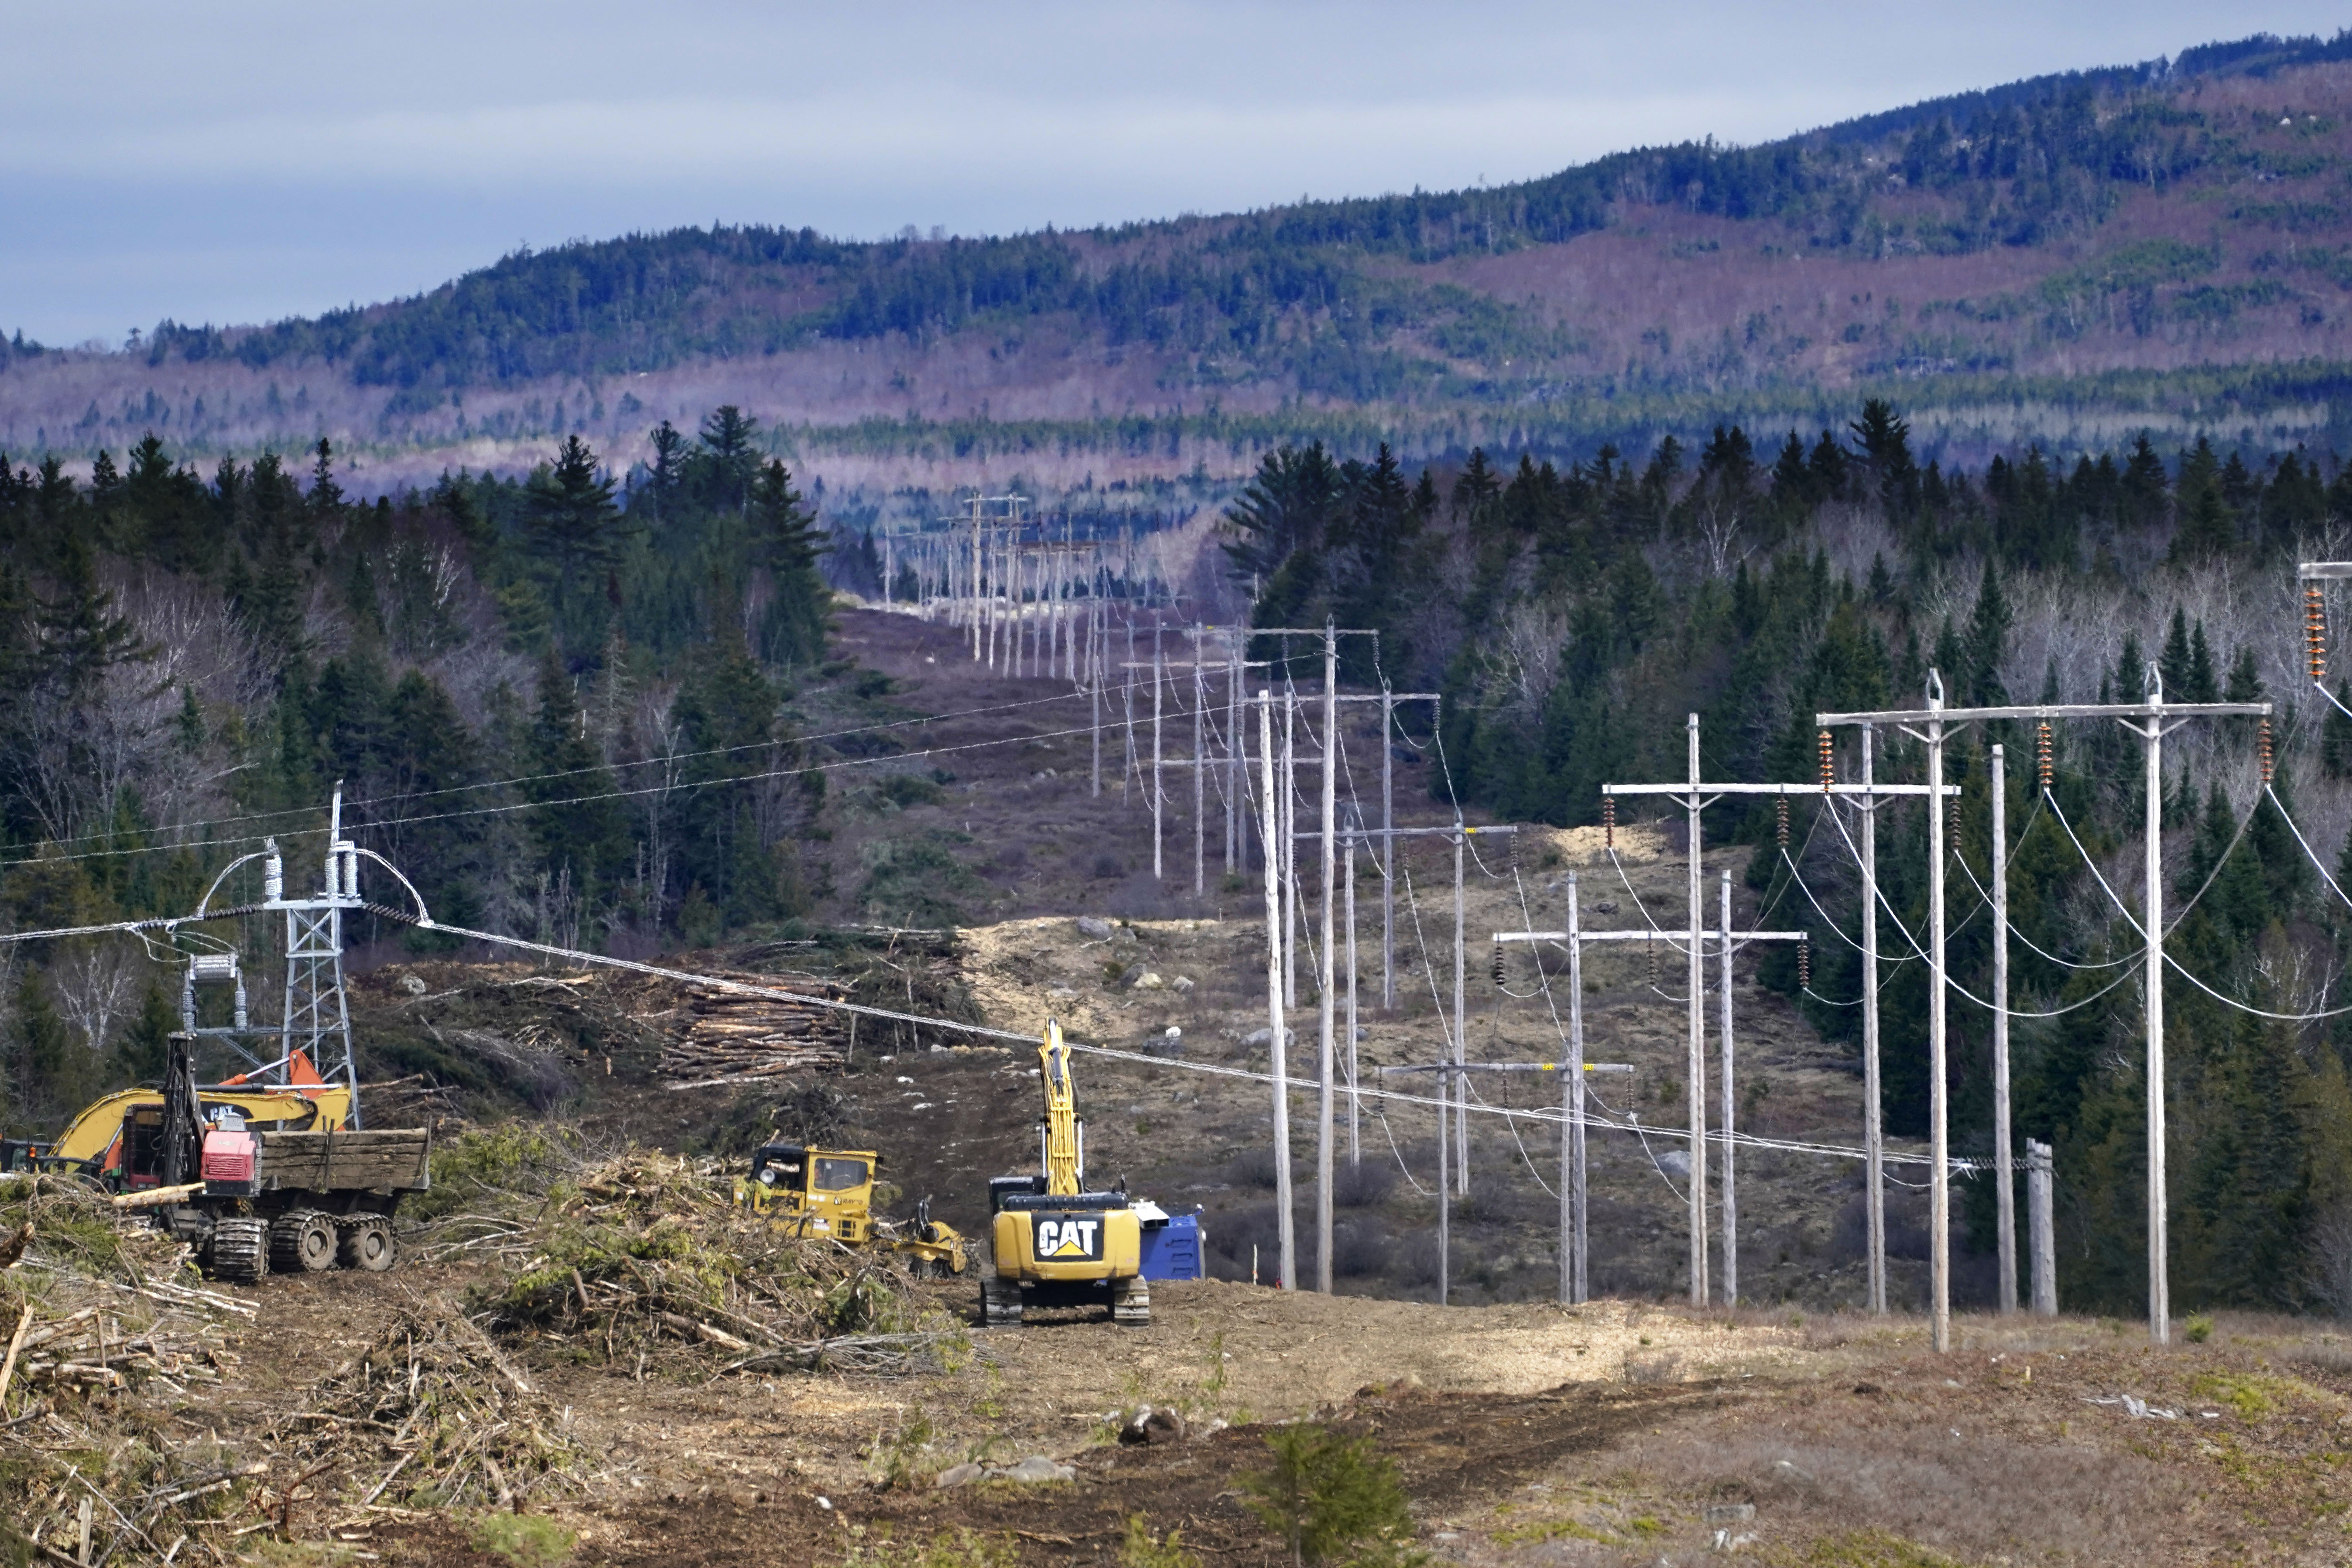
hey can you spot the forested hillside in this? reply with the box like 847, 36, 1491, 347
8, 34, 2352, 490
0, 408, 837, 1133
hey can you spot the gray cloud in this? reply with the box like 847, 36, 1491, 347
4, 2, 2336, 342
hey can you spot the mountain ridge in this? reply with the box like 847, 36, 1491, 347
9, 30, 2352, 488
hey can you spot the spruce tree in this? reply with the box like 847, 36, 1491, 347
1963, 558, 2011, 705
750, 458, 830, 668
524, 435, 623, 643
525, 647, 630, 907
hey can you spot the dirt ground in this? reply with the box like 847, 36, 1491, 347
191, 1263, 2352, 1567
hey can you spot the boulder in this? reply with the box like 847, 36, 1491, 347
1076, 916, 1114, 940
1130, 971, 1165, 991
1243, 1027, 1296, 1048
934, 1463, 983, 1489
1171, 975, 1195, 993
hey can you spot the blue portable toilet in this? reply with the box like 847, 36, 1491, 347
1135, 1200, 1203, 1280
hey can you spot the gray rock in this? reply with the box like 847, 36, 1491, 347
1111, 925, 1139, 946
1076, 916, 1114, 940
1702, 1503, 1756, 1524
1243, 1027, 1296, 1048
1130, 971, 1165, 991
1171, 975, 1195, 993
935, 1463, 983, 1489
397, 972, 428, 996
1656, 1150, 1691, 1178
998, 1455, 1075, 1483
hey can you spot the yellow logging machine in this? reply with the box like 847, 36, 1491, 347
735, 1143, 967, 1278
983, 1020, 1148, 1325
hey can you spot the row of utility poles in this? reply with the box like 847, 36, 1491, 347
1816, 672, 2266, 1349
951, 529, 2270, 1346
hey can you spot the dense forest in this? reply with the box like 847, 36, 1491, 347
1228, 401, 2352, 1317
0, 407, 834, 1131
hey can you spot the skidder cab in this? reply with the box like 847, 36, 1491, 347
735, 1143, 967, 1277
983, 1020, 1148, 1325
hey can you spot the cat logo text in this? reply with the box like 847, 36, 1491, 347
1034, 1216, 1103, 1260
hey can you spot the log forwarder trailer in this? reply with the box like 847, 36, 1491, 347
4, 1036, 430, 1282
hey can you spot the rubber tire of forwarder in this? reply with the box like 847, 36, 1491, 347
337, 1214, 398, 1272
269, 1210, 339, 1274
1111, 1275, 1151, 1326
981, 1276, 1024, 1326
208, 1217, 269, 1284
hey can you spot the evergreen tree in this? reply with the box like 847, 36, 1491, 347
524, 435, 623, 645
308, 437, 345, 516
1221, 442, 1340, 584
525, 646, 630, 906
1962, 558, 2010, 705
672, 621, 815, 928
750, 458, 830, 668
695, 405, 761, 513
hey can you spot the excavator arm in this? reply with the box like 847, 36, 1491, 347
1038, 1020, 1082, 1197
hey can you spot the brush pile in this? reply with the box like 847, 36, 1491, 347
651, 971, 850, 1084
1, 1175, 264, 1566
268, 1309, 592, 1518
471, 1149, 958, 1377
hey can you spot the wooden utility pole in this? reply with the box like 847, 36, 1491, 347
1818, 671, 2267, 1348
1227, 642, 1243, 873
1499, 918, 1805, 1304
1604, 734, 1949, 1308
1316, 623, 1338, 1293
1719, 871, 1739, 1304
1382, 689, 1396, 1008
1858, 726, 1886, 1315
1281, 692, 1297, 1007
1926, 673, 1950, 1354
1991, 742, 2016, 1313
2027, 1138, 2057, 1315
1193, 630, 1207, 896
1256, 691, 1294, 1290
1453, 822, 1468, 1192
1385, 1057, 1633, 1308
1344, 808, 1360, 1167
1565, 870, 1585, 1303
1151, 634, 1164, 880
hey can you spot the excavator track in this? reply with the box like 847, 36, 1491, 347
982, 1275, 1024, 1326
209, 1217, 269, 1283
1111, 1275, 1151, 1325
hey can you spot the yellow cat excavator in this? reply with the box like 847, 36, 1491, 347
982, 1020, 1147, 1326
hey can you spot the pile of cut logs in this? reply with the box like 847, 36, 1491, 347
654, 971, 849, 1084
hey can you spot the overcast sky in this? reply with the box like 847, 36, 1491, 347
3, 3, 2342, 345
